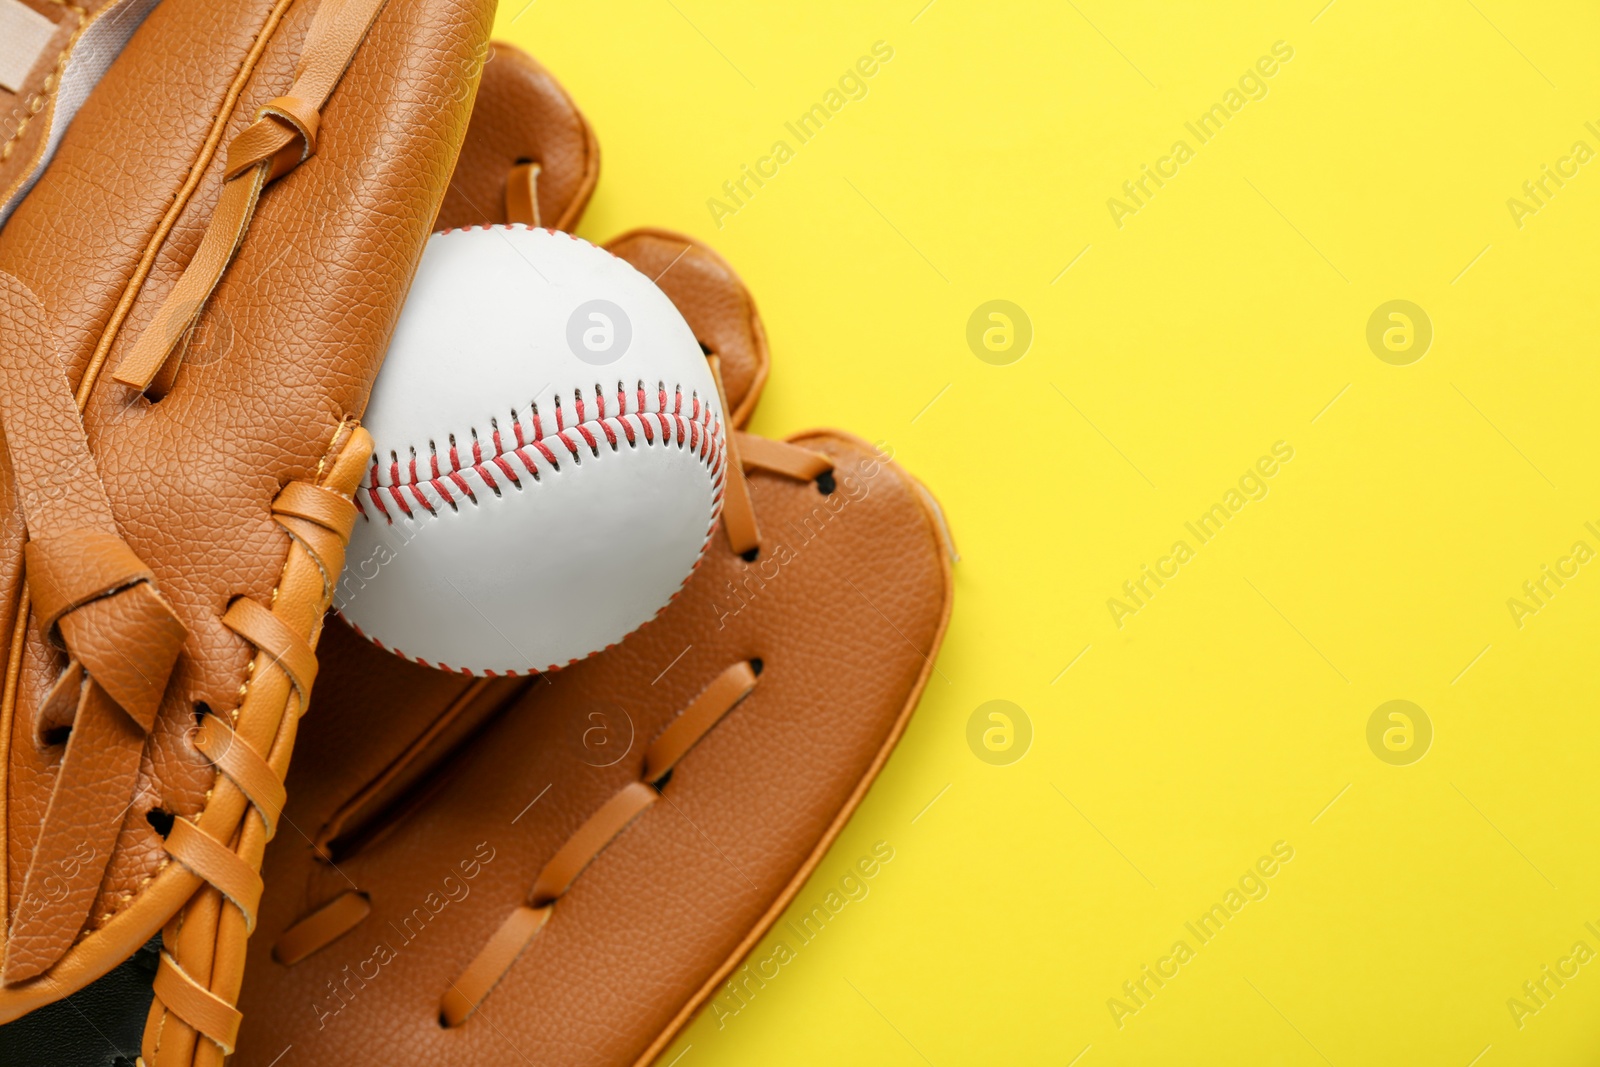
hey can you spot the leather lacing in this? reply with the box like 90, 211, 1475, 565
0, 0, 379, 1035
267, 660, 766, 983
269, 358, 836, 1031
436, 410, 833, 1026
112, 0, 392, 400
439, 657, 760, 1027
504, 159, 542, 227
149, 477, 359, 1059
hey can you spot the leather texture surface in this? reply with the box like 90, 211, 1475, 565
232, 50, 954, 1062
434, 41, 597, 234
0, 0, 493, 1059
340, 225, 725, 675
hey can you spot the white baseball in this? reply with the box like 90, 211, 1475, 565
336, 225, 725, 675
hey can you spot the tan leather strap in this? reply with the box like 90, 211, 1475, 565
0, 274, 121, 535
272, 481, 359, 594
225, 95, 321, 182
222, 596, 318, 704
734, 432, 834, 482
709, 356, 759, 555
0, 272, 187, 983
194, 714, 285, 838
113, 0, 392, 396
530, 781, 658, 906
273, 514, 348, 594
272, 890, 371, 966
643, 661, 758, 782
119, 174, 267, 398
55, 581, 187, 732
5, 681, 146, 982
153, 951, 243, 1056
166, 818, 264, 933
708, 361, 832, 554
23, 527, 153, 642
441, 660, 763, 1025
272, 480, 359, 536
440, 904, 551, 1027
504, 160, 542, 227
34, 660, 85, 741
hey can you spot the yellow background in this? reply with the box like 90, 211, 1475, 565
498, 2, 1600, 1063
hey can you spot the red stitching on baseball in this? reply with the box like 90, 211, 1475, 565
407, 484, 436, 516
386, 484, 413, 519
356, 384, 723, 521
344, 368, 728, 678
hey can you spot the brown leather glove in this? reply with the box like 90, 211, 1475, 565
231, 43, 956, 1066
0, 1, 494, 1064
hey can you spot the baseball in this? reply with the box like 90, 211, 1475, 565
336, 225, 726, 675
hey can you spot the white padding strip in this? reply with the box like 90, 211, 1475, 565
0, 0, 161, 230
0, 0, 57, 95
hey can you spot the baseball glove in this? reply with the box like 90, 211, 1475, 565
230, 43, 957, 1066
0, 0, 494, 1064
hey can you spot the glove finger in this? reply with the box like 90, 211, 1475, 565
436, 42, 598, 233
606, 229, 769, 430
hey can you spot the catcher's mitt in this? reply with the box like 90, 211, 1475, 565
230, 44, 956, 1066
0, 0, 493, 1064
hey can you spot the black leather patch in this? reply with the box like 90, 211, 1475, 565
0, 935, 157, 1066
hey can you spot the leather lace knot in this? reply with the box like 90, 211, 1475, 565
225, 95, 322, 182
